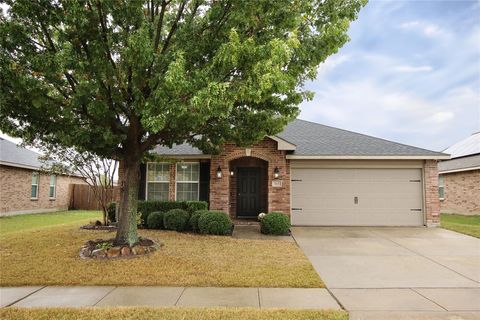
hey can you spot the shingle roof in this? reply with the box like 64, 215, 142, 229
438, 154, 480, 173
442, 132, 480, 159
153, 118, 448, 158
0, 137, 44, 169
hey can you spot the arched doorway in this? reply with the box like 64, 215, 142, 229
229, 157, 268, 218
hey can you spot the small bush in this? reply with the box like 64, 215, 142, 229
138, 200, 208, 223
198, 211, 233, 235
107, 202, 116, 223
189, 210, 209, 233
163, 209, 190, 232
260, 212, 291, 235
147, 211, 165, 229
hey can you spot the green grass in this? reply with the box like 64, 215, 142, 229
0, 213, 322, 288
0, 308, 347, 320
441, 213, 480, 238
0, 210, 102, 235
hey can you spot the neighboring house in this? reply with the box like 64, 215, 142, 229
120, 119, 449, 227
0, 138, 85, 216
438, 132, 480, 215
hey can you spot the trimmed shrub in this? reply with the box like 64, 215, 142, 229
138, 200, 208, 223
147, 211, 165, 229
189, 210, 209, 233
260, 212, 291, 235
198, 211, 233, 235
107, 202, 116, 223
163, 209, 190, 232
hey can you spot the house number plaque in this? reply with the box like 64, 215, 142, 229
272, 180, 283, 188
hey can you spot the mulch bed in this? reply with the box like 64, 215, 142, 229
79, 237, 161, 260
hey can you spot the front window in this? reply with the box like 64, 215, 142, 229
31, 172, 39, 198
49, 175, 56, 198
176, 163, 199, 201
146, 163, 170, 201
438, 175, 445, 199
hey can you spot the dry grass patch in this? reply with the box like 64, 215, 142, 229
0, 224, 323, 287
0, 307, 347, 320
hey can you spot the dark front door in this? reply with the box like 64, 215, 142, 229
237, 167, 261, 218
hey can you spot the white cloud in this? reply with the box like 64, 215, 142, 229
300, 80, 478, 151
316, 54, 351, 78
394, 65, 433, 73
400, 20, 449, 38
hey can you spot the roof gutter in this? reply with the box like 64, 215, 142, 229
0, 161, 84, 177
439, 166, 480, 174
286, 155, 451, 160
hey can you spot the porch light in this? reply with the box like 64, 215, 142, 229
273, 167, 280, 179
230, 169, 234, 176
216, 166, 222, 178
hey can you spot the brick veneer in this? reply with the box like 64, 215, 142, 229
209, 138, 290, 217
424, 160, 441, 226
440, 169, 480, 215
0, 165, 85, 216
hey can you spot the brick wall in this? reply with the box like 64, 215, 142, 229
0, 165, 86, 216
209, 138, 290, 217
440, 169, 480, 215
424, 160, 440, 226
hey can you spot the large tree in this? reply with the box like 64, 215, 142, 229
0, 0, 366, 246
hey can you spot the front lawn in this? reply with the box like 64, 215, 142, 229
441, 213, 480, 238
0, 210, 102, 235
0, 307, 347, 320
0, 220, 322, 288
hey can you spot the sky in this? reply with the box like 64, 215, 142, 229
1, 0, 479, 153
299, 0, 480, 151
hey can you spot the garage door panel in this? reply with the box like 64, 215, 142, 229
291, 168, 424, 226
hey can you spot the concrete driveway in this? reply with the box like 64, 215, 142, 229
292, 227, 480, 318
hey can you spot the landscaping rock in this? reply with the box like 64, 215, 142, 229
131, 245, 146, 255
80, 247, 91, 258
120, 246, 131, 256
107, 246, 122, 258
92, 248, 106, 258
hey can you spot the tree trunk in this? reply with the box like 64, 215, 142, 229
115, 157, 140, 246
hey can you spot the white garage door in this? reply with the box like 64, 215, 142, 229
291, 168, 424, 226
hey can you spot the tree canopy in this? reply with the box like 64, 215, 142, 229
0, 0, 366, 245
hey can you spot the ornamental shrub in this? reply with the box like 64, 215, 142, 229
138, 200, 208, 223
147, 211, 165, 229
163, 209, 190, 232
106, 202, 116, 223
198, 211, 233, 235
189, 210, 209, 233
260, 212, 291, 235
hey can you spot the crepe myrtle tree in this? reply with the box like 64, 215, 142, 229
38, 146, 118, 226
0, 0, 366, 246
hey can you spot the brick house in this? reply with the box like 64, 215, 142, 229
438, 132, 480, 215
124, 119, 448, 226
0, 138, 85, 216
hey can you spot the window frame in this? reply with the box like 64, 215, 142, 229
49, 174, 57, 199
175, 162, 200, 201
145, 162, 170, 201
438, 175, 445, 200
31, 172, 39, 199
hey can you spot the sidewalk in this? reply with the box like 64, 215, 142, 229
0, 286, 341, 309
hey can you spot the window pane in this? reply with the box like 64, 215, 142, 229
147, 163, 169, 182
176, 183, 199, 201
147, 182, 169, 201
50, 175, 56, 186
32, 172, 38, 184
49, 186, 55, 198
176, 163, 199, 182
31, 185, 38, 198
439, 187, 444, 198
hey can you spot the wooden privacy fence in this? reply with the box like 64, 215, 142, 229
70, 184, 120, 210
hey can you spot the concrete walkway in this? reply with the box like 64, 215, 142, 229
292, 227, 480, 318
0, 286, 341, 309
